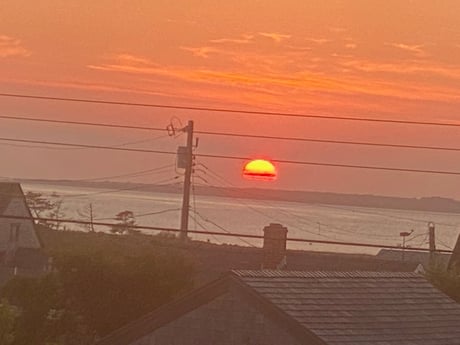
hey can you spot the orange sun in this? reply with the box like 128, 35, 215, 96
243, 159, 277, 181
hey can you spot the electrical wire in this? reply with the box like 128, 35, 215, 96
190, 209, 257, 247
200, 163, 405, 241
0, 137, 176, 155
197, 152, 460, 176
198, 166, 352, 241
94, 208, 181, 221
0, 114, 165, 132
3, 114, 460, 153
55, 176, 182, 199
2, 92, 460, 128
196, 130, 460, 153
74, 164, 174, 182
2, 136, 460, 177
0, 214, 452, 253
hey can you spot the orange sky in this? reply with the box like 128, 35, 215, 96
1, 0, 460, 198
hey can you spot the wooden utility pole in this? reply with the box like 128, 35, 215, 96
89, 203, 95, 232
179, 120, 194, 240
428, 222, 436, 262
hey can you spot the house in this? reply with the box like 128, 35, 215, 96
376, 248, 451, 269
96, 270, 460, 345
449, 233, 460, 270
0, 182, 49, 285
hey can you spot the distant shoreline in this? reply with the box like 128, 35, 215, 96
15, 178, 460, 215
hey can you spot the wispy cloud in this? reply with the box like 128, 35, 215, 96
83, 48, 460, 117
210, 34, 254, 45
305, 37, 331, 44
180, 46, 223, 58
258, 32, 291, 43
386, 42, 426, 56
0, 35, 30, 58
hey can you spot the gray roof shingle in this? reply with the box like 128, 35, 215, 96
234, 270, 460, 345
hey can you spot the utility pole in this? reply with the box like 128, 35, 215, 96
89, 203, 94, 232
179, 120, 194, 241
428, 222, 436, 262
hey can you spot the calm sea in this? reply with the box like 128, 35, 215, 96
23, 183, 460, 255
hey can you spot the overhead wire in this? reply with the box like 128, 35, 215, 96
2, 92, 460, 128
0, 214, 452, 253
2, 136, 460, 177
55, 176, 182, 199
199, 162, 406, 241
190, 209, 257, 247
198, 165, 353, 242
74, 164, 174, 182
3, 114, 460, 153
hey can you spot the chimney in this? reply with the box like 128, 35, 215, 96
262, 223, 288, 270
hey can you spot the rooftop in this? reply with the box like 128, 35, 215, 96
234, 270, 460, 344
97, 269, 460, 345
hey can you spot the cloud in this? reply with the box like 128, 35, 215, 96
305, 37, 331, 44
386, 42, 426, 56
85, 51, 460, 116
329, 27, 348, 33
341, 59, 460, 80
0, 35, 30, 58
210, 34, 254, 45
345, 43, 357, 49
258, 32, 291, 43
180, 46, 223, 58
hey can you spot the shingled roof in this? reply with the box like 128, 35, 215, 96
97, 270, 460, 345
234, 270, 460, 344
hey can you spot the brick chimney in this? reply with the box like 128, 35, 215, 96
262, 223, 288, 270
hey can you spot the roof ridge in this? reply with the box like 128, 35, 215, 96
232, 270, 422, 279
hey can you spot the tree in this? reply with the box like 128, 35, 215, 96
110, 210, 136, 234
25, 192, 65, 230
1, 275, 94, 345
1, 251, 194, 341
48, 200, 65, 231
25, 192, 55, 219
77, 204, 96, 232
0, 299, 16, 345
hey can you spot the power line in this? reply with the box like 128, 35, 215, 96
3, 137, 460, 177
0, 137, 176, 155
0, 214, 452, 253
200, 163, 402, 241
0, 114, 165, 132
2, 92, 460, 128
191, 209, 257, 247
196, 152, 460, 176
4, 114, 460, 153
94, 208, 181, 221
197, 130, 460, 153
74, 164, 174, 182
55, 176, 181, 199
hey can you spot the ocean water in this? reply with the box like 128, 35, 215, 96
23, 183, 460, 255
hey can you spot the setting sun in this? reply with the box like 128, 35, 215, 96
243, 159, 277, 181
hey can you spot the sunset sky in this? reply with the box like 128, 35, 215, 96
1, 0, 460, 198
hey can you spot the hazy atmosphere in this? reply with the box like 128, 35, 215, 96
1, 0, 460, 198
2, 2, 460, 345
